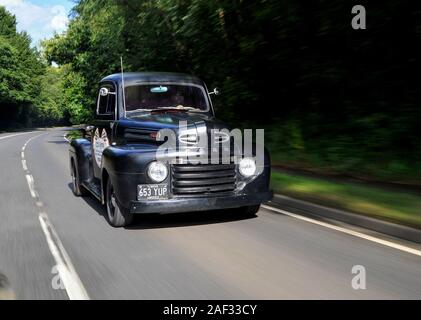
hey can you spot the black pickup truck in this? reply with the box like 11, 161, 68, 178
69, 72, 272, 227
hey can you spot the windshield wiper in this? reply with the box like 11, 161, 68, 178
149, 106, 200, 113
126, 106, 200, 115
126, 108, 152, 114
156, 106, 197, 111
150, 108, 189, 114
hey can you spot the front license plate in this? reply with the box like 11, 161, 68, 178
137, 184, 169, 200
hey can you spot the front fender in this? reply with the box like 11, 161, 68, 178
102, 145, 165, 210
69, 138, 92, 182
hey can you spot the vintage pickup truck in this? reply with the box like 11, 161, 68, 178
69, 72, 272, 227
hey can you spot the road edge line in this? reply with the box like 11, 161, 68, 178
0, 131, 35, 141
262, 204, 421, 257
271, 194, 421, 244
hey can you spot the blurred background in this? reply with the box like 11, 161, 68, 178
1, 0, 420, 228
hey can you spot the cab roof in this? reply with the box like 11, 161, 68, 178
101, 72, 205, 86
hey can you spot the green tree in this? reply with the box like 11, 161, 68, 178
0, 6, 45, 129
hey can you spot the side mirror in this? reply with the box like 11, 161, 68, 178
99, 87, 116, 96
99, 87, 109, 96
209, 88, 221, 96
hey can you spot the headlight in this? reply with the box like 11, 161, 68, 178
148, 161, 168, 183
239, 158, 257, 177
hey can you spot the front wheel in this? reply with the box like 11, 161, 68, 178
238, 205, 260, 217
106, 179, 134, 228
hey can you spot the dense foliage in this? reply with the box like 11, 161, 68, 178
3, 1, 421, 182
0, 7, 41, 128
0, 6, 66, 128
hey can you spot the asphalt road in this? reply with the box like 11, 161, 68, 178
0, 129, 420, 300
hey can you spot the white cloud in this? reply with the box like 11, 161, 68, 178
0, 0, 69, 44
50, 5, 68, 31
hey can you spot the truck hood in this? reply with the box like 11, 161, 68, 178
115, 112, 231, 145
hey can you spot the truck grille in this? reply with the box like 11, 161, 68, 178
172, 163, 236, 195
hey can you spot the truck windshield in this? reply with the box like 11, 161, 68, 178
124, 84, 209, 116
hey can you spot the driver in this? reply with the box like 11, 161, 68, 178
171, 92, 185, 107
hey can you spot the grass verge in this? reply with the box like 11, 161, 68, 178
271, 171, 421, 229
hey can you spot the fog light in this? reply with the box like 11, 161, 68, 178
148, 161, 168, 183
239, 158, 257, 177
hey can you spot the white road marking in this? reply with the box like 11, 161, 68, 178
39, 213, 90, 300
21, 133, 90, 300
262, 205, 421, 257
0, 132, 34, 141
22, 160, 28, 171
25, 174, 37, 198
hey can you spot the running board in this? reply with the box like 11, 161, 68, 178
82, 180, 102, 201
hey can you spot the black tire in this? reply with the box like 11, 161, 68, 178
71, 160, 88, 197
239, 205, 260, 217
106, 178, 133, 228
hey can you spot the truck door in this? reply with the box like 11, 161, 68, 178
92, 83, 117, 179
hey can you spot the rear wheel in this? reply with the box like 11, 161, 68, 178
106, 178, 133, 228
71, 160, 87, 196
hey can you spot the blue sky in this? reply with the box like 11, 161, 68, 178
0, 0, 72, 45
